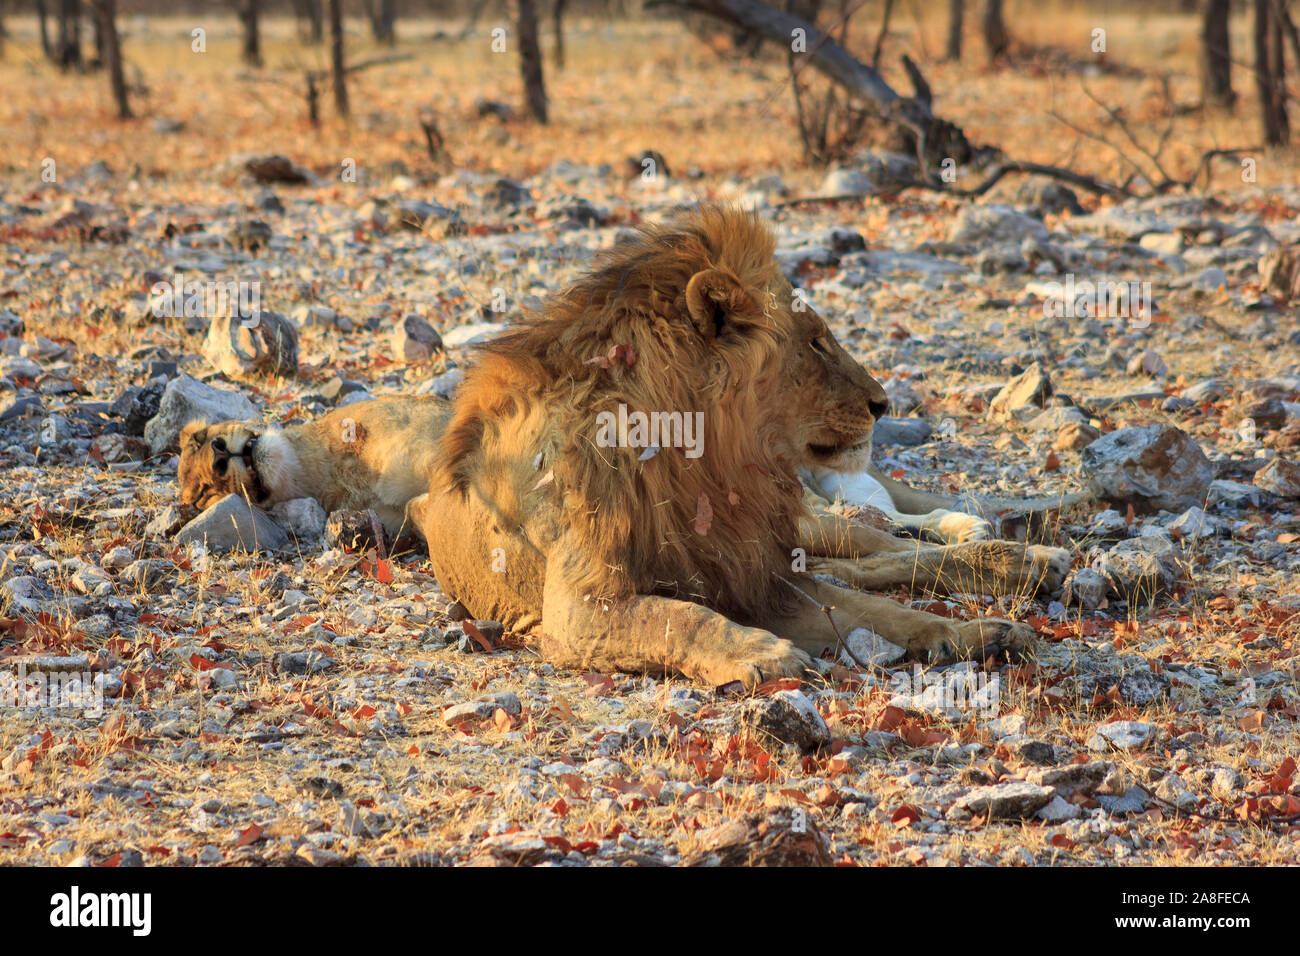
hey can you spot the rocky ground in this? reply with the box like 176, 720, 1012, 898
3, 113, 1300, 865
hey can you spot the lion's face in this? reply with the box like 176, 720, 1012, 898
682, 265, 888, 476
771, 283, 888, 474
177, 420, 265, 509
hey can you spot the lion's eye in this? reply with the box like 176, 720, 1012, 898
809, 335, 830, 356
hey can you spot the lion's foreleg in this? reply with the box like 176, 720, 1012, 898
538, 544, 811, 688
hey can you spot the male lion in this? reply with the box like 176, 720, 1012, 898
409, 207, 1065, 688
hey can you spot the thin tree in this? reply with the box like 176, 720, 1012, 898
0, 0, 7, 60
518, 0, 548, 122
1255, 0, 1289, 144
237, 0, 263, 67
945, 0, 963, 61
553, 0, 567, 70
329, 0, 349, 118
367, 0, 396, 44
57, 0, 82, 69
88, 0, 129, 118
293, 0, 324, 43
1201, 0, 1233, 106
37, 0, 54, 61
980, 0, 1007, 61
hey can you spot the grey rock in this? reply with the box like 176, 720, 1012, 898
269, 497, 327, 541
174, 494, 290, 552
1080, 425, 1213, 512
989, 362, 1053, 421
743, 690, 830, 753
948, 204, 1048, 245
871, 416, 932, 447
1254, 457, 1300, 498
202, 310, 298, 380
1098, 785, 1148, 816
1075, 668, 1171, 707
1035, 794, 1082, 822
110, 382, 164, 436
144, 374, 258, 455
119, 559, 174, 590
1088, 720, 1158, 751
821, 167, 873, 196
1029, 761, 1114, 796
277, 651, 335, 675
841, 628, 907, 667
1092, 534, 1182, 601
949, 782, 1055, 821
392, 313, 443, 363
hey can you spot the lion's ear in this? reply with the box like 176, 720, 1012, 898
685, 268, 755, 340
179, 420, 208, 447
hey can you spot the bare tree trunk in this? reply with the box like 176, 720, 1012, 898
329, 0, 349, 118
367, 0, 396, 44
659, 0, 978, 170
37, 0, 55, 61
1255, 0, 1289, 144
980, 0, 1007, 61
90, 7, 105, 67
88, 0, 129, 118
1201, 0, 1233, 106
0, 0, 7, 60
238, 0, 262, 67
945, 0, 963, 61
553, 0, 567, 70
58, 0, 82, 69
293, 0, 324, 43
518, 0, 548, 122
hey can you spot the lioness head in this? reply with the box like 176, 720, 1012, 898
177, 420, 267, 509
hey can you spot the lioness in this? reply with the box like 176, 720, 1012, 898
177, 396, 451, 537
406, 207, 1066, 687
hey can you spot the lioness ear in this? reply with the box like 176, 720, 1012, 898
180, 420, 208, 447
685, 268, 754, 340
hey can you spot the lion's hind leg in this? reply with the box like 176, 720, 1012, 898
810, 538, 1069, 598
762, 578, 1036, 665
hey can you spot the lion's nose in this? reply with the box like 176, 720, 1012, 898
212, 437, 228, 455
868, 395, 888, 420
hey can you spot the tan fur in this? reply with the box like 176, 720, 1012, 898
177, 396, 451, 537
411, 207, 1056, 687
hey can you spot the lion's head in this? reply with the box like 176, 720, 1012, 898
442, 205, 888, 616
177, 420, 268, 510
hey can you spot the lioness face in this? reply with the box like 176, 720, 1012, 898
770, 282, 888, 474
178, 420, 264, 509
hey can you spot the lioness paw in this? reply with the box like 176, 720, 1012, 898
935, 511, 993, 544
1026, 545, 1071, 591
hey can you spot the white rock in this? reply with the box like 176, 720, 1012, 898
1088, 720, 1157, 751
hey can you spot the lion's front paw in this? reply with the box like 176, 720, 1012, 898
1026, 545, 1071, 591
701, 632, 812, 689
936, 510, 993, 544
952, 618, 1037, 661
